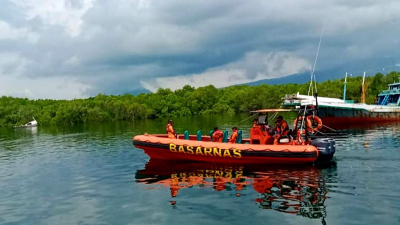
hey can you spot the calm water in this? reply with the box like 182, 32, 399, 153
1, 114, 400, 225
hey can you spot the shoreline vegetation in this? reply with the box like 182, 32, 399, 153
1, 72, 399, 127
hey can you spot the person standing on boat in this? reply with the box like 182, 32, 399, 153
229, 127, 238, 143
273, 116, 289, 145
212, 127, 223, 142
166, 120, 176, 139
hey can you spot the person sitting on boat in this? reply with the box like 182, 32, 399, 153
212, 127, 223, 142
229, 126, 238, 143
252, 118, 258, 128
273, 115, 289, 145
166, 120, 176, 139
253, 118, 270, 132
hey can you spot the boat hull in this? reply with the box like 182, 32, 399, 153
13, 124, 38, 129
283, 93, 400, 124
133, 134, 319, 164
317, 106, 400, 124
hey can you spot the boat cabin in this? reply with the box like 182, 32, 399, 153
250, 109, 296, 145
378, 82, 400, 106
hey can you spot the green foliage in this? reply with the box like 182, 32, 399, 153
1, 72, 399, 127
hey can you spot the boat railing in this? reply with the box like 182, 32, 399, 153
380, 90, 391, 94
380, 89, 400, 95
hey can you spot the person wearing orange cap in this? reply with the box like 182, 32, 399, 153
166, 120, 175, 139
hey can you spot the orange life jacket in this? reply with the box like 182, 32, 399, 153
229, 131, 238, 143
166, 123, 175, 139
212, 130, 223, 142
276, 120, 289, 135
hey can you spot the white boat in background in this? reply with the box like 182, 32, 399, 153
14, 117, 38, 129
283, 74, 400, 124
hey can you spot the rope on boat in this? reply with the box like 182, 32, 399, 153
322, 124, 338, 132
315, 130, 328, 136
267, 103, 284, 124
227, 102, 285, 128
235, 113, 258, 125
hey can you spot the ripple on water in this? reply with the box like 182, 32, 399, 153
0, 122, 400, 225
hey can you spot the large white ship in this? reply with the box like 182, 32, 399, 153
283, 82, 400, 124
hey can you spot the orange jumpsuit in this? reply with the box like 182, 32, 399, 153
273, 120, 289, 145
166, 123, 175, 139
276, 120, 289, 135
212, 130, 223, 142
229, 130, 238, 143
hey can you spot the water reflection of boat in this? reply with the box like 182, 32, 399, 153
13, 117, 38, 129
136, 159, 330, 221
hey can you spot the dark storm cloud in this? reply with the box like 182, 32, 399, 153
1, 0, 400, 99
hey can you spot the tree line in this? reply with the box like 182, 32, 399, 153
1, 72, 399, 127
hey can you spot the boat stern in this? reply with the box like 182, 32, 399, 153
311, 138, 336, 163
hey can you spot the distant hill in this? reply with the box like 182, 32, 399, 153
126, 66, 385, 95
243, 68, 353, 86
245, 72, 311, 86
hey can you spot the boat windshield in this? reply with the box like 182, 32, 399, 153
258, 114, 268, 125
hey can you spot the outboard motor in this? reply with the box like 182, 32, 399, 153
311, 138, 335, 163
328, 138, 336, 156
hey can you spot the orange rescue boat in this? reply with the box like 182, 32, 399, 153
133, 109, 336, 165
133, 134, 319, 164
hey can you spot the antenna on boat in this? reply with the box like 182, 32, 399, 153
343, 72, 348, 101
361, 71, 366, 104
308, 22, 325, 96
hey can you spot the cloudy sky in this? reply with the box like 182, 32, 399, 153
1, 0, 400, 99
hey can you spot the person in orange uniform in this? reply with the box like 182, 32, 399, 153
229, 126, 238, 143
273, 115, 289, 145
252, 118, 258, 127
166, 120, 175, 139
212, 127, 223, 142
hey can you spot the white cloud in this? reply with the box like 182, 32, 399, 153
0, 53, 89, 99
0, 20, 23, 39
141, 51, 309, 92
137, 0, 151, 10
0, 20, 38, 42
0, 74, 91, 99
2, 0, 400, 99
10, 0, 94, 37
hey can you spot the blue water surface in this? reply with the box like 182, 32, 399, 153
0, 116, 400, 225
